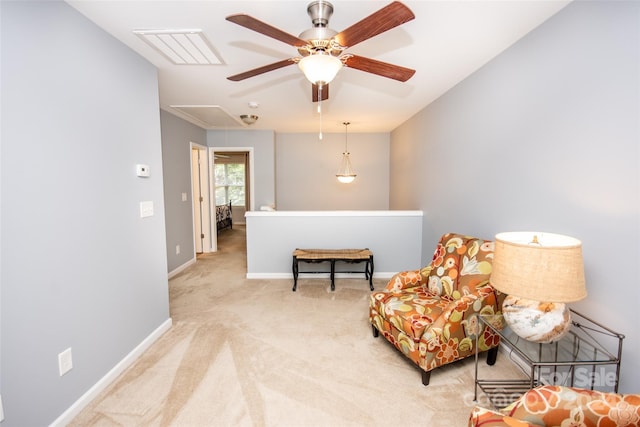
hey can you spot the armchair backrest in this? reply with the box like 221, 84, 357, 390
420, 233, 494, 299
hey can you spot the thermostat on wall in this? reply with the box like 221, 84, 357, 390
136, 164, 150, 177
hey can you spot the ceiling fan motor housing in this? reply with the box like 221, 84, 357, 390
307, 1, 333, 27
298, 1, 339, 56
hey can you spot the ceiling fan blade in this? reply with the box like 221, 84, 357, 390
312, 84, 329, 102
226, 14, 309, 48
333, 2, 414, 48
227, 58, 296, 81
343, 55, 415, 82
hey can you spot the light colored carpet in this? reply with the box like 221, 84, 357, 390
70, 225, 525, 427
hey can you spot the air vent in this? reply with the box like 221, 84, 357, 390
133, 29, 223, 65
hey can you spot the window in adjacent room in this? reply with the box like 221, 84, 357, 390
214, 156, 246, 207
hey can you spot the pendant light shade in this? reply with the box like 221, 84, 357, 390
336, 122, 356, 183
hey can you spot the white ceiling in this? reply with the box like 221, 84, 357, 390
66, 0, 571, 134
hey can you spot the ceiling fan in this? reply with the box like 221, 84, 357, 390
226, 1, 416, 102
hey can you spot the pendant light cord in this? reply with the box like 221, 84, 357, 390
318, 85, 323, 140
343, 121, 350, 152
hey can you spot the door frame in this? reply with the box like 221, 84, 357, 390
190, 142, 212, 253
210, 147, 255, 248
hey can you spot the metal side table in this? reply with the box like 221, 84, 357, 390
474, 309, 624, 409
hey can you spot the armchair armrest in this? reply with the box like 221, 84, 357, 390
419, 284, 502, 370
383, 269, 425, 293
503, 385, 640, 427
468, 406, 538, 427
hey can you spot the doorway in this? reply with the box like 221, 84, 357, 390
213, 151, 249, 225
211, 147, 255, 250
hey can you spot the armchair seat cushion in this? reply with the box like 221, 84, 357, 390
371, 286, 445, 342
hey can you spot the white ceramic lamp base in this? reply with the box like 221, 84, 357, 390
502, 295, 572, 343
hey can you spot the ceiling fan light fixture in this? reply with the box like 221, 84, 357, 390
298, 53, 342, 85
240, 114, 258, 125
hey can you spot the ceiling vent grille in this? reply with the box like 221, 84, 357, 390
133, 29, 223, 65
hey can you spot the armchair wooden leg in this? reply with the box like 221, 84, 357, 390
372, 325, 379, 337
421, 370, 431, 386
486, 346, 499, 366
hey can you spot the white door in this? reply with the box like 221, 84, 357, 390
191, 145, 211, 253
191, 148, 203, 253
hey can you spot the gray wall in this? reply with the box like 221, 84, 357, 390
390, 0, 639, 391
160, 110, 206, 272
207, 129, 276, 210
1, 2, 171, 425
207, 130, 390, 212
276, 133, 390, 210
245, 211, 422, 277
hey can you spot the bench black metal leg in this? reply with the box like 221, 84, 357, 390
330, 259, 336, 291
372, 325, 379, 337
292, 256, 298, 291
368, 255, 374, 290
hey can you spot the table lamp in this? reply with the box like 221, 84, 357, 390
490, 231, 587, 343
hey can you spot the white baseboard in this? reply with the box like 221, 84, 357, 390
498, 344, 530, 373
168, 257, 196, 279
50, 318, 173, 427
246, 272, 292, 279
245, 272, 395, 280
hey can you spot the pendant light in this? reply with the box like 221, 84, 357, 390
336, 121, 356, 183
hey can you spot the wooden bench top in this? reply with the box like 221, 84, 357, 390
293, 248, 372, 260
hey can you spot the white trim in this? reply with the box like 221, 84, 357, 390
50, 318, 173, 427
245, 210, 423, 217
498, 344, 530, 374
373, 273, 395, 279
168, 257, 196, 279
245, 272, 395, 280
246, 272, 291, 280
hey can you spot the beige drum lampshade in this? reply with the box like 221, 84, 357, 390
491, 231, 587, 303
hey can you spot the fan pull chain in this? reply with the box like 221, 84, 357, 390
318, 84, 323, 140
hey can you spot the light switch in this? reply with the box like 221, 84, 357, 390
140, 201, 154, 218
181, 192, 188, 202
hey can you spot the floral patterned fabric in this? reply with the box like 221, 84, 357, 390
369, 233, 504, 379
469, 385, 640, 427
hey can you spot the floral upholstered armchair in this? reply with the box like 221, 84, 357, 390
369, 233, 504, 385
469, 385, 640, 427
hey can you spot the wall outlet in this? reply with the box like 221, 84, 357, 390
58, 348, 73, 376
176, 244, 181, 255
181, 192, 188, 202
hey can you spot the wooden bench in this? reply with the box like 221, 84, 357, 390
292, 248, 374, 292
